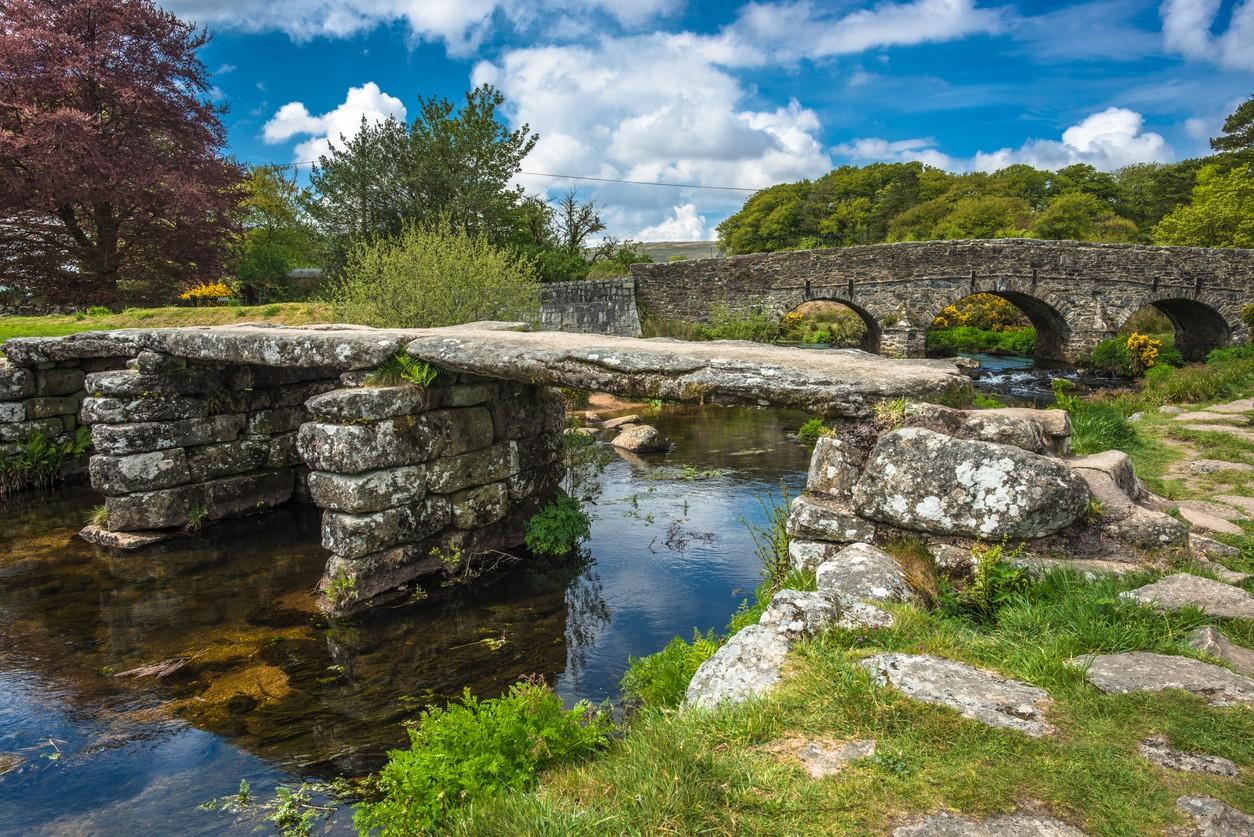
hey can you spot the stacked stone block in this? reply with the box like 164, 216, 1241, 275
297, 375, 565, 612
0, 355, 123, 474
81, 350, 340, 546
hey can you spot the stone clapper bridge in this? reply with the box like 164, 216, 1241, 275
0, 322, 967, 613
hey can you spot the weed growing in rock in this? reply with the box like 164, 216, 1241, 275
936, 541, 1029, 621
796, 417, 830, 444
0, 427, 91, 497
524, 495, 591, 557
354, 678, 609, 834
326, 571, 358, 609
745, 489, 793, 594
366, 352, 441, 388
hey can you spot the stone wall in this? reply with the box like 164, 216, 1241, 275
1, 355, 127, 477
629, 239, 1254, 360
540, 278, 642, 337
79, 350, 342, 547
296, 376, 565, 613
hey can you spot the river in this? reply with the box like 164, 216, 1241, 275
0, 405, 811, 834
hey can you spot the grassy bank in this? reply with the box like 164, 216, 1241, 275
926, 325, 1035, 356
0, 302, 333, 344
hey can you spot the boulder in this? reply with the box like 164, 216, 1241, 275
297, 415, 443, 473
836, 602, 895, 630
602, 414, 640, 430
805, 435, 863, 498
788, 539, 845, 573
685, 625, 791, 709
1138, 737, 1238, 777
1071, 652, 1254, 707
816, 542, 915, 607
786, 494, 876, 543
611, 424, 668, 452
1176, 796, 1254, 837
306, 465, 427, 514
862, 653, 1054, 737
893, 811, 1085, 836
1120, 573, 1254, 620
852, 428, 1090, 539
758, 589, 836, 639
1187, 626, 1254, 677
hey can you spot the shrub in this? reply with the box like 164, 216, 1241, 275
179, 281, 233, 305
524, 494, 591, 557
0, 427, 92, 497
620, 630, 720, 709
355, 679, 609, 834
694, 304, 781, 342
1124, 332, 1161, 374
926, 325, 1036, 355
330, 221, 540, 328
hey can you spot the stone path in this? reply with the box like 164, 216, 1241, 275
861, 653, 1055, 737
1189, 626, 1254, 677
1070, 652, 1254, 707
1176, 796, 1254, 836
1121, 573, 1254, 620
893, 810, 1085, 836
1138, 737, 1238, 777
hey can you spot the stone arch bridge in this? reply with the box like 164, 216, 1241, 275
541, 239, 1254, 360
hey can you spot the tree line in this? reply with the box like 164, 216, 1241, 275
716, 97, 1253, 255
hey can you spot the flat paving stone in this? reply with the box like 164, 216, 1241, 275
1138, 737, 1238, 777
1173, 411, 1250, 425
1207, 398, 1254, 414
862, 653, 1054, 737
1189, 626, 1254, 678
1214, 494, 1254, 517
1071, 651, 1254, 707
893, 810, 1085, 836
1121, 573, 1254, 620
1186, 459, 1254, 475
1178, 504, 1245, 535
1176, 796, 1254, 836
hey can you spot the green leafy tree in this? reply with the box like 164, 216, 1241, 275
1210, 94, 1254, 167
233, 166, 320, 301
1153, 164, 1254, 247
1030, 193, 1132, 241
715, 182, 810, 253
936, 196, 1032, 238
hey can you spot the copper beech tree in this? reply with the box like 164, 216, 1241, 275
0, 0, 243, 304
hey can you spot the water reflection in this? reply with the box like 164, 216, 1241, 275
0, 404, 811, 834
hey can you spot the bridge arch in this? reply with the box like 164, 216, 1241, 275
1136, 296, 1235, 361
923, 285, 1072, 362
776, 295, 883, 353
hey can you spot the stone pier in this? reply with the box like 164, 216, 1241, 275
1, 322, 969, 612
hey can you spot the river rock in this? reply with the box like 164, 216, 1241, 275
862, 653, 1054, 737
816, 542, 915, 606
685, 625, 792, 709
79, 524, 174, 550
306, 465, 427, 513
758, 589, 836, 639
1188, 626, 1254, 677
611, 424, 668, 452
1137, 737, 1238, 777
602, 414, 639, 430
851, 428, 1090, 539
893, 811, 1085, 836
1176, 796, 1254, 836
1120, 573, 1254, 620
1070, 652, 1254, 707
786, 494, 876, 543
805, 435, 863, 498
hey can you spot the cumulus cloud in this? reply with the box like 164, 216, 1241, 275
1161, 0, 1254, 71
728, 0, 1006, 62
161, 0, 680, 55
834, 107, 1172, 173
263, 82, 407, 162
474, 33, 832, 239
637, 204, 715, 241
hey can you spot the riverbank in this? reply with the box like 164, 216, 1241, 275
374, 349, 1254, 836
0, 302, 333, 344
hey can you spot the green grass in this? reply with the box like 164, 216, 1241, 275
0, 302, 333, 346
927, 325, 1036, 356
444, 569, 1253, 836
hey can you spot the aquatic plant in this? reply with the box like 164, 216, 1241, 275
524, 494, 591, 557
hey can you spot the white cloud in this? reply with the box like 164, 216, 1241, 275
263, 82, 407, 162
728, 0, 1005, 62
474, 33, 832, 239
161, 0, 681, 55
637, 204, 714, 241
1161, 0, 1254, 71
834, 107, 1172, 173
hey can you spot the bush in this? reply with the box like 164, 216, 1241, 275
355, 679, 609, 834
330, 221, 540, 328
620, 630, 720, 709
524, 494, 591, 557
926, 325, 1035, 355
694, 304, 781, 342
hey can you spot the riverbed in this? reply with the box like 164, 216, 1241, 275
0, 405, 810, 834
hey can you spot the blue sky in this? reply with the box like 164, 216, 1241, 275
165, 0, 1254, 240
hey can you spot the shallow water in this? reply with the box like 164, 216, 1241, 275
958, 352, 1129, 405
0, 404, 810, 835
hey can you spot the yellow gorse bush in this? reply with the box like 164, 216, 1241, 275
179, 281, 232, 302
931, 294, 1026, 331
1125, 332, 1161, 374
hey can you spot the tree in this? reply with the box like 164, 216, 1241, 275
936, 196, 1032, 239
715, 182, 810, 253
1153, 164, 1254, 248
1210, 95, 1254, 166
308, 85, 537, 257
554, 189, 605, 253
1031, 194, 1121, 240
233, 166, 321, 301
0, 0, 243, 305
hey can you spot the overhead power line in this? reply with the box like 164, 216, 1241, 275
254, 159, 761, 192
